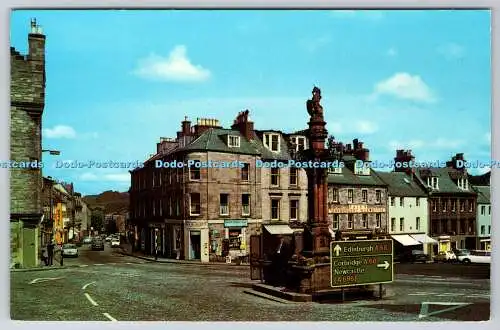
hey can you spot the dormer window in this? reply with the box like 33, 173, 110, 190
427, 176, 439, 189
291, 136, 306, 151
328, 167, 342, 174
457, 178, 469, 190
264, 133, 280, 152
228, 135, 240, 148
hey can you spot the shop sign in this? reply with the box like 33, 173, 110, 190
224, 219, 248, 228
329, 204, 386, 214
185, 220, 208, 229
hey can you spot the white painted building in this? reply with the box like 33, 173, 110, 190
374, 171, 436, 255
472, 185, 491, 251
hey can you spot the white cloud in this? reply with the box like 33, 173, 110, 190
299, 35, 332, 53
437, 43, 465, 59
133, 45, 211, 82
103, 173, 130, 182
43, 125, 77, 139
355, 121, 378, 134
386, 47, 398, 57
431, 138, 464, 149
331, 10, 385, 21
374, 72, 436, 103
79, 172, 99, 181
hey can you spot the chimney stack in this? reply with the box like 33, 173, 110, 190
231, 109, 254, 140
394, 149, 415, 176
181, 116, 191, 136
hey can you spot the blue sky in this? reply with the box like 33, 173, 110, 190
10, 9, 491, 195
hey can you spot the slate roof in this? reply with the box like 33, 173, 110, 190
372, 171, 427, 197
327, 167, 387, 187
473, 185, 491, 204
469, 171, 491, 186
253, 130, 293, 161
415, 167, 476, 195
180, 128, 261, 155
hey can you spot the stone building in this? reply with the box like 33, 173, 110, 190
327, 139, 389, 239
130, 111, 310, 262
10, 19, 46, 268
415, 153, 478, 252
472, 184, 490, 250
254, 129, 308, 235
372, 152, 434, 256
73, 193, 91, 239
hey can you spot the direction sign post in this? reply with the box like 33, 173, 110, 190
330, 239, 393, 289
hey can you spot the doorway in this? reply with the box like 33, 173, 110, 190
190, 231, 201, 260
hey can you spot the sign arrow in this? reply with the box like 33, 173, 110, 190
377, 261, 390, 270
333, 244, 341, 257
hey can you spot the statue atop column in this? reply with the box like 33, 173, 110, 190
306, 86, 324, 119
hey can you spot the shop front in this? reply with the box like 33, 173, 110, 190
225, 219, 249, 262
437, 235, 451, 252
480, 238, 491, 251
184, 220, 209, 262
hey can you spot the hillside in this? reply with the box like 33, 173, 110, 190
83, 190, 129, 214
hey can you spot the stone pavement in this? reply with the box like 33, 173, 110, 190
118, 243, 250, 268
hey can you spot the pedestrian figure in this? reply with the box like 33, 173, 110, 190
42, 248, 48, 266
47, 241, 55, 266
59, 246, 64, 266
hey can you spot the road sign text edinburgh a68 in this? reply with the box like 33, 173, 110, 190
330, 239, 394, 288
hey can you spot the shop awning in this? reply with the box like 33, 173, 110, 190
264, 225, 294, 235
391, 234, 421, 246
410, 234, 438, 245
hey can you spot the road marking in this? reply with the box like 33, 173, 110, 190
79, 265, 89, 267
436, 293, 464, 296
29, 277, 62, 284
82, 281, 96, 290
94, 264, 105, 266
418, 302, 470, 319
408, 293, 432, 296
125, 262, 133, 265
103, 313, 117, 321
84, 293, 98, 306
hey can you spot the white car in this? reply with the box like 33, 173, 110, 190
457, 250, 491, 264
435, 251, 456, 262
110, 239, 120, 247
82, 237, 92, 244
62, 244, 78, 257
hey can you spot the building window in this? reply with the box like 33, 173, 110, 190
376, 190, 381, 204
416, 197, 420, 206
347, 214, 353, 229
362, 190, 367, 203
333, 214, 340, 229
400, 197, 404, 207
190, 160, 201, 180
348, 189, 353, 203
460, 200, 465, 212
488, 225, 491, 234
271, 168, 280, 186
228, 135, 240, 148
168, 197, 172, 216
152, 172, 156, 187
176, 199, 180, 216
271, 199, 280, 220
159, 200, 163, 216
297, 137, 306, 151
361, 214, 368, 228
176, 168, 181, 183
416, 217, 420, 231
290, 200, 299, 220
264, 133, 280, 152
289, 167, 298, 186
433, 200, 437, 212
152, 200, 156, 216
241, 163, 249, 181
242, 194, 250, 216
399, 218, 404, 232
443, 200, 447, 212
469, 200, 473, 212
451, 200, 456, 212
488, 206, 491, 215
333, 188, 339, 202
481, 225, 485, 235
376, 214, 381, 228
390, 197, 395, 206
190, 193, 200, 216
220, 194, 229, 215
328, 166, 342, 174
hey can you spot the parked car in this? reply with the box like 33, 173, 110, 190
62, 244, 78, 257
458, 250, 491, 264
82, 237, 92, 244
110, 239, 120, 247
105, 236, 113, 242
434, 251, 456, 263
91, 239, 105, 251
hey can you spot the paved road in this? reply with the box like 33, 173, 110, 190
10, 244, 490, 321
